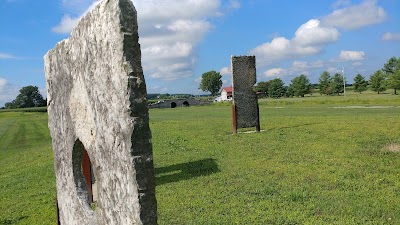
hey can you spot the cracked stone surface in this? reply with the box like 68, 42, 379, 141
44, 0, 157, 224
231, 56, 260, 129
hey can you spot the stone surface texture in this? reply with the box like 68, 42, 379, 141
231, 56, 260, 129
44, 0, 157, 224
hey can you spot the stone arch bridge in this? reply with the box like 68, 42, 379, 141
149, 98, 208, 109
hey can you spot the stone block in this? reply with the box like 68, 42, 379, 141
44, 0, 157, 224
231, 56, 260, 130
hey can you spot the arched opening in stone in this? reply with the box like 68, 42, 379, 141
183, 101, 190, 107
170, 102, 177, 108
72, 139, 97, 210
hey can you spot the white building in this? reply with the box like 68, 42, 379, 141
221, 87, 233, 101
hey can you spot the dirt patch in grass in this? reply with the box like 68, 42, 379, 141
385, 143, 400, 153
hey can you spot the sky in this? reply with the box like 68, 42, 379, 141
0, 0, 399, 107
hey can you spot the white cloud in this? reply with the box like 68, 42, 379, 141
220, 67, 231, 76
0, 53, 16, 59
382, 32, 400, 41
293, 19, 340, 46
53, 0, 236, 81
263, 68, 287, 78
250, 19, 339, 65
352, 62, 363, 67
0, 78, 20, 107
262, 60, 326, 79
52, 15, 79, 34
332, 0, 351, 9
0, 78, 7, 90
339, 51, 365, 61
322, 0, 386, 30
327, 67, 341, 74
148, 85, 168, 93
52, 1, 101, 34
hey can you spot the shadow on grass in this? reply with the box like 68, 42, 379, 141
155, 158, 220, 186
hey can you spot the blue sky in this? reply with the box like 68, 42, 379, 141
0, 0, 399, 106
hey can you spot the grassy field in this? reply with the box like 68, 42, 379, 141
1, 92, 400, 224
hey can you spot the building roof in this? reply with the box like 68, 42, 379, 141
222, 86, 233, 93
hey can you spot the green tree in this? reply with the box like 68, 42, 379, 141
268, 78, 286, 98
4, 102, 14, 109
11, 85, 46, 108
198, 71, 222, 96
318, 71, 332, 95
369, 70, 387, 94
383, 56, 400, 94
331, 73, 344, 95
353, 74, 368, 93
288, 74, 312, 97
254, 81, 271, 98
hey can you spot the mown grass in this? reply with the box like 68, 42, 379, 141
0, 107, 47, 113
0, 112, 55, 225
1, 94, 399, 224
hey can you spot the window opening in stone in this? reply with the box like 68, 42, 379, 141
170, 102, 177, 108
183, 101, 189, 107
72, 139, 97, 210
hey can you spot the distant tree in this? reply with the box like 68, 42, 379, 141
318, 71, 332, 95
353, 74, 368, 93
387, 71, 400, 95
286, 85, 294, 97
383, 56, 400, 94
198, 71, 222, 96
369, 70, 387, 94
268, 78, 286, 98
331, 73, 344, 95
11, 86, 46, 108
254, 81, 271, 98
4, 102, 15, 109
288, 74, 312, 97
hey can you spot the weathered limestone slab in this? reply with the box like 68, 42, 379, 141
44, 0, 157, 224
231, 56, 260, 132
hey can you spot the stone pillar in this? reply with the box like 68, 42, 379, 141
44, 0, 157, 224
231, 56, 260, 134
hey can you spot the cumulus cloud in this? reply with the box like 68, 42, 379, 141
339, 51, 365, 61
52, 1, 101, 34
52, 15, 80, 34
0, 78, 7, 90
332, 0, 351, 9
250, 19, 339, 65
0, 78, 20, 107
264, 68, 287, 77
322, 0, 386, 30
53, 0, 236, 81
263, 60, 326, 79
220, 67, 231, 76
382, 32, 400, 41
352, 62, 363, 67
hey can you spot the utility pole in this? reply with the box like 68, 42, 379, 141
342, 66, 346, 97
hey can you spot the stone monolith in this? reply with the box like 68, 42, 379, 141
231, 56, 260, 133
44, 0, 157, 224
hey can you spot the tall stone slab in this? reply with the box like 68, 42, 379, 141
44, 0, 157, 224
231, 56, 260, 133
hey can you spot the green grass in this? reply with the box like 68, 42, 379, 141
0, 112, 56, 225
0, 107, 47, 113
1, 94, 400, 224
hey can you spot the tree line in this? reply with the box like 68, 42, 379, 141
3, 86, 46, 109
198, 57, 399, 98
255, 56, 400, 98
